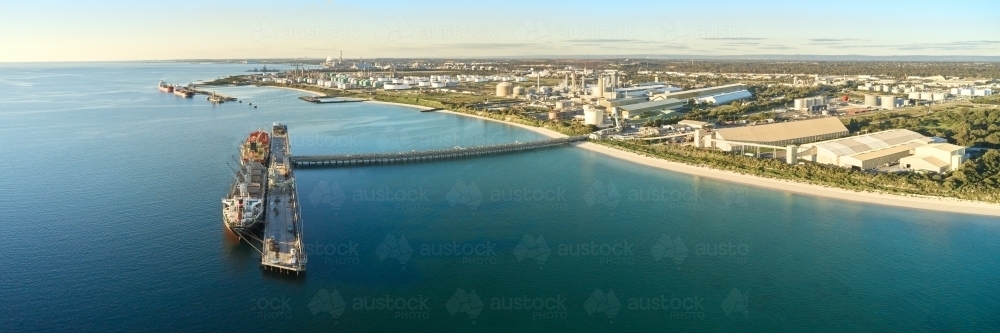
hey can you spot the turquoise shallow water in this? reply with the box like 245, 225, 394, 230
1, 63, 998, 332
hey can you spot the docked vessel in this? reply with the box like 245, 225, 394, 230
173, 86, 194, 98
222, 131, 272, 235
158, 80, 173, 93
221, 160, 267, 235
241, 130, 270, 163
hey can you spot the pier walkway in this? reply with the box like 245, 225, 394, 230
261, 123, 307, 274
290, 135, 588, 167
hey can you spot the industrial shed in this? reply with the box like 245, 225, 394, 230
618, 98, 685, 115
800, 129, 934, 169
712, 117, 849, 147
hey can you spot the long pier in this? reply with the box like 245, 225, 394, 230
261, 123, 307, 275
290, 135, 588, 167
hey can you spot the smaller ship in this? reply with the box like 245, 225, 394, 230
158, 80, 173, 93
173, 86, 194, 98
221, 160, 267, 234
208, 92, 225, 103
241, 130, 270, 163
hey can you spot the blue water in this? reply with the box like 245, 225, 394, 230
1, 62, 999, 332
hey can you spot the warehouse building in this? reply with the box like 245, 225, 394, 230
617, 98, 685, 115
900, 144, 967, 173
698, 90, 753, 105
711, 117, 848, 150
655, 83, 749, 101
799, 129, 937, 170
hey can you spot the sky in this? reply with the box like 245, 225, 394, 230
1, 0, 999, 62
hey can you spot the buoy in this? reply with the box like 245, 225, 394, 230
254, 106, 257, 108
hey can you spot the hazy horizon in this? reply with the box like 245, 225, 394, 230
2, 0, 999, 62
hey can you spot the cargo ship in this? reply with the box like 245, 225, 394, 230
222, 161, 267, 235
173, 86, 194, 98
221, 131, 271, 235
158, 80, 174, 93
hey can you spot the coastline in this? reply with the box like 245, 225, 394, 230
263, 86, 1000, 217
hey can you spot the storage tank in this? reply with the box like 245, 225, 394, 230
932, 93, 946, 101
512, 86, 525, 97
891, 87, 902, 94
920, 92, 934, 101
880, 95, 896, 109
950, 88, 960, 95
794, 99, 804, 110
495, 82, 512, 97
584, 108, 605, 126
865, 94, 879, 107
908, 92, 921, 100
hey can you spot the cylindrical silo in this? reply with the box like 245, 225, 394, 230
932, 93, 946, 101
496, 82, 512, 97
881, 95, 896, 109
920, 92, 934, 101
908, 92, 921, 99
794, 99, 804, 110
512, 86, 525, 97
865, 94, 879, 107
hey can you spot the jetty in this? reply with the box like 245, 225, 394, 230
290, 135, 588, 167
299, 96, 365, 104
260, 123, 307, 275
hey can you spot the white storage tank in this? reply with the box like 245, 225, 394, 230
932, 93, 946, 101
584, 108, 605, 126
920, 92, 934, 101
512, 86, 525, 97
495, 82, 512, 97
908, 92, 921, 100
881, 95, 896, 109
865, 94, 879, 107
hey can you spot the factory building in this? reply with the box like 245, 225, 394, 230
617, 98, 685, 116
698, 90, 753, 105
900, 144, 967, 173
655, 84, 749, 101
598, 96, 647, 108
612, 84, 682, 99
712, 117, 848, 151
799, 129, 936, 170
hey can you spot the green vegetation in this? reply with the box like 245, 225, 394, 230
844, 105, 1000, 147
971, 95, 1000, 105
600, 140, 1000, 203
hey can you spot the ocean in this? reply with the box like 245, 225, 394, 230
1, 62, 998, 332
